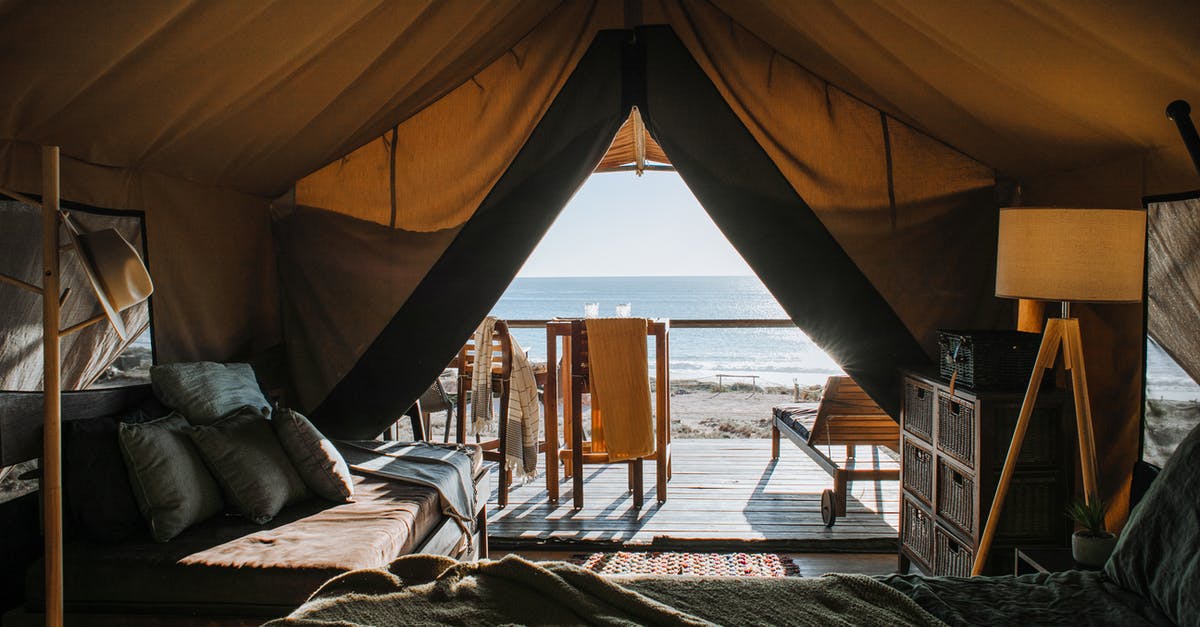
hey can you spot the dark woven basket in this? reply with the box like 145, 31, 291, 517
996, 473, 1060, 540
901, 498, 933, 567
903, 440, 934, 504
986, 405, 1062, 467
937, 396, 976, 467
934, 526, 974, 577
903, 380, 934, 441
937, 460, 976, 536
938, 330, 1042, 390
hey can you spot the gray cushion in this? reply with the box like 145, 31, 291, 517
150, 362, 270, 425
189, 409, 309, 524
1105, 422, 1200, 625
118, 414, 224, 543
272, 407, 354, 502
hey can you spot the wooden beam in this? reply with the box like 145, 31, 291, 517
59, 313, 105, 337
42, 145, 64, 627
0, 185, 42, 208
0, 272, 44, 294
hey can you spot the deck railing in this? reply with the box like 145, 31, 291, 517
504, 318, 795, 329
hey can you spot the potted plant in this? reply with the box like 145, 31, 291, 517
1066, 498, 1117, 567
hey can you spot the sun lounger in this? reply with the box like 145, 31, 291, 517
771, 375, 900, 526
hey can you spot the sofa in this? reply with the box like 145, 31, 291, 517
0, 382, 488, 626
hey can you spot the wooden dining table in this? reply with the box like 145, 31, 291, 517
542, 318, 672, 507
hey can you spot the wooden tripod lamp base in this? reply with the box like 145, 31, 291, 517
971, 316, 1100, 575
977, 207, 1146, 576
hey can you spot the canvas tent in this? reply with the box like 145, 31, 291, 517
2, 0, 1199, 527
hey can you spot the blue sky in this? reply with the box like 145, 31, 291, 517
517, 171, 754, 277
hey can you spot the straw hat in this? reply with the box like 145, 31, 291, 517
64, 218, 154, 341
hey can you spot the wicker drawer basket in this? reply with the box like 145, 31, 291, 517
937, 395, 976, 467
934, 524, 975, 577
903, 379, 935, 441
984, 404, 1063, 468
937, 459, 976, 537
995, 472, 1063, 540
902, 438, 934, 504
901, 496, 934, 569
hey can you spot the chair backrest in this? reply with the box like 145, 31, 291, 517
808, 375, 898, 448
566, 319, 654, 457
458, 319, 512, 379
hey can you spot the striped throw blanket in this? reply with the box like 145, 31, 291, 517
468, 316, 540, 481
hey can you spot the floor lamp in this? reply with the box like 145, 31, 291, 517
971, 207, 1145, 576
0, 147, 153, 625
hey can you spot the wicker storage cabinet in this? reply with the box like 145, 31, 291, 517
899, 371, 1072, 575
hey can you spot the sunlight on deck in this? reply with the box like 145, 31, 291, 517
487, 439, 898, 550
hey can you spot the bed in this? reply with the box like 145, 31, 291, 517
269, 423, 1200, 626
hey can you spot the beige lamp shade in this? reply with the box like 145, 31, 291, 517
995, 208, 1145, 303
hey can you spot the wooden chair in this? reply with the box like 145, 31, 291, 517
453, 319, 545, 509
452, 320, 513, 506
771, 375, 899, 526
544, 319, 671, 509
391, 377, 453, 441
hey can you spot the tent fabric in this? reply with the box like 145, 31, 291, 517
647, 0, 1011, 357
639, 25, 929, 417
0, 201, 149, 391
0, 0, 1193, 523
705, 0, 1200, 196
1147, 196, 1200, 385
0, 1, 568, 199
272, 205, 461, 412
293, 1, 621, 232
311, 31, 629, 438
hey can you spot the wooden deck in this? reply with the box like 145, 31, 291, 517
486, 438, 899, 551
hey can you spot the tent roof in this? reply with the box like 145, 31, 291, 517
712, 0, 1200, 193
1, 1, 1196, 201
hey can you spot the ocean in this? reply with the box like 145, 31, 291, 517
489, 275, 842, 388
124, 274, 1197, 399
489, 275, 1200, 400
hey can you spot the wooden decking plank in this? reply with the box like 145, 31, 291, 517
487, 438, 900, 547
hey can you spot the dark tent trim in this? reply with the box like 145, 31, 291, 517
313, 26, 931, 437
312, 30, 630, 438
637, 26, 929, 417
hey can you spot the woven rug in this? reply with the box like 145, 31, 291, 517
570, 551, 799, 577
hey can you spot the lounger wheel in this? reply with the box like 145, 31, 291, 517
821, 489, 837, 527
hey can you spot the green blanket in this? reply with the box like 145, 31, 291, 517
266, 554, 944, 626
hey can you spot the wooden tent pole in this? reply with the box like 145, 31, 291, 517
42, 145, 64, 626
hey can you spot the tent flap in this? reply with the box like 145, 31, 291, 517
639, 25, 930, 417
311, 30, 629, 438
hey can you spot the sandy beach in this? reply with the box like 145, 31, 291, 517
422, 378, 822, 442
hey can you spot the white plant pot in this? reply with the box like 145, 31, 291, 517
1072, 531, 1117, 567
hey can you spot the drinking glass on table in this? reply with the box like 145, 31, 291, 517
615, 303, 631, 317
583, 302, 599, 318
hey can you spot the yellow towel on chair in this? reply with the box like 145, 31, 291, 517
585, 318, 655, 462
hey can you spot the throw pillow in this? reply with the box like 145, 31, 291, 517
189, 408, 309, 523
150, 362, 270, 425
63, 416, 146, 542
118, 413, 224, 542
272, 407, 355, 502
1105, 422, 1200, 625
